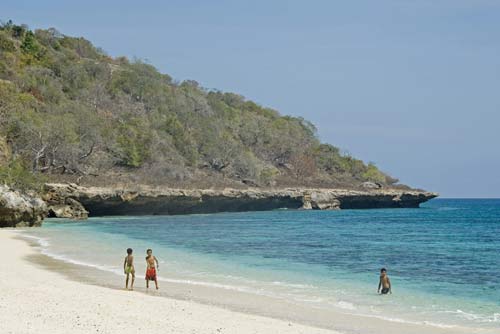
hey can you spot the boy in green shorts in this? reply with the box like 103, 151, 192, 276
124, 248, 135, 290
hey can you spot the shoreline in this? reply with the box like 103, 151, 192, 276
3, 229, 493, 334
2, 229, 339, 334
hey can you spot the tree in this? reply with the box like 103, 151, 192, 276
290, 153, 317, 178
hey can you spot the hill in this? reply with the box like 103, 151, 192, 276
0, 21, 404, 192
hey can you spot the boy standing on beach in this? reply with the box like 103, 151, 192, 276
145, 249, 159, 290
123, 248, 135, 290
378, 268, 392, 294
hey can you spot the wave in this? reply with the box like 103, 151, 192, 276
20, 233, 50, 247
357, 313, 457, 329
442, 310, 500, 323
336, 301, 357, 310
271, 281, 315, 289
436, 207, 461, 211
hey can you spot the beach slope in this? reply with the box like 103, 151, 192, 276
0, 230, 338, 334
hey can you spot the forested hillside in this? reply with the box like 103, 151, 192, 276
0, 21, 402, 191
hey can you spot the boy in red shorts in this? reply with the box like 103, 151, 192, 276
145, 249, 159, 289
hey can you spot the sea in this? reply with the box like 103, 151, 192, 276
22, 198, 500, 330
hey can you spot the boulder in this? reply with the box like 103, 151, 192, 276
310, 192, 341, 210
361, 181, 382, 189
43, 184, 89, 219
0, 185, 48, 227
301, 192, 313, 209
48, 198, 89, 219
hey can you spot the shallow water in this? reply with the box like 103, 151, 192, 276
23, 199, 500, 329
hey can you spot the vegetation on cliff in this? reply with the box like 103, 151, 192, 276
0, 21, 401, 190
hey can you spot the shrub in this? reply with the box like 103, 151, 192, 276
361, 163, 387, 184
0, 157, 47, 192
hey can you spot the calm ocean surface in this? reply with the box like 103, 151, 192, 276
24, 199, 500, 329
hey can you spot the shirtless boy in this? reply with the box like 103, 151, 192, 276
378, 268, 391, 294
123, 248, 135, 290
145, 249, 159, 289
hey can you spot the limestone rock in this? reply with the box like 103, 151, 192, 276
301, 192, 313, 210
361, 181, 382, 189
310, 192, 341, 210
48, 198, 88, 219
0, 185, 48, 227
43, 184, 88, 219
42, 183, 438, 217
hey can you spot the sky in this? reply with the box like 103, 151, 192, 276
2, 0, 500, 197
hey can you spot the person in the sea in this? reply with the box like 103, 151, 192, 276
145, 248, 159, 290
123, 248, 135, 290
378, 268, 392, 294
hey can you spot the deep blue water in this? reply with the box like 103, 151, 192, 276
24, 199, 500, 329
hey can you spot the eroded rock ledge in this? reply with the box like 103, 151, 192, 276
0, 185, 48, 227
43, 183, 438, 218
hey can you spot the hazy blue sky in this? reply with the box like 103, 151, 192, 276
3, 0, 500, 197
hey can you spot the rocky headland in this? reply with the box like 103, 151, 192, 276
0, 24, 439, 227
42, 183, 438, 219
0, 182, 437, 226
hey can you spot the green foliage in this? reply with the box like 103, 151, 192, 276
259, 167, 279, 185
59, 36, 103, 60
160, 115, 198, 165
110, 60, 171, 105
115, 119, 152, 168
0, 20, 400, 189
0, 31, 16, 52
362, 163, 387, 184
0, 157, 47, 192
315, 144, 342, 172
19, 66, 64, 103
21, 31, 39, 54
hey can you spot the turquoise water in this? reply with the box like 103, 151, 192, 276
24, 199, 500, 329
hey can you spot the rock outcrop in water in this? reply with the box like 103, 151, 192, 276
43, 183, 438, 218
0, 185, 48, 227
45, 197, 89, 220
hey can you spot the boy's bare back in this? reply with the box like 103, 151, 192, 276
126, 254, 134, 266
124, 248, 135, 290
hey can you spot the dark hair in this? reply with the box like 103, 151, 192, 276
381, 268, 387, 273
127, 248, 133, 254
147, 249, 152, 253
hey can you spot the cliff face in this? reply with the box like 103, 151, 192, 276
0, 185, 48, 227
43, 183, 438, 218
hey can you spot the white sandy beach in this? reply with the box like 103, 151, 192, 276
0, 229, 341, 334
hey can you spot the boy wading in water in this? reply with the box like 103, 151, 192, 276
378, 268, 392, 295
145, 249, 159, 290
123, 248, 135, 290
